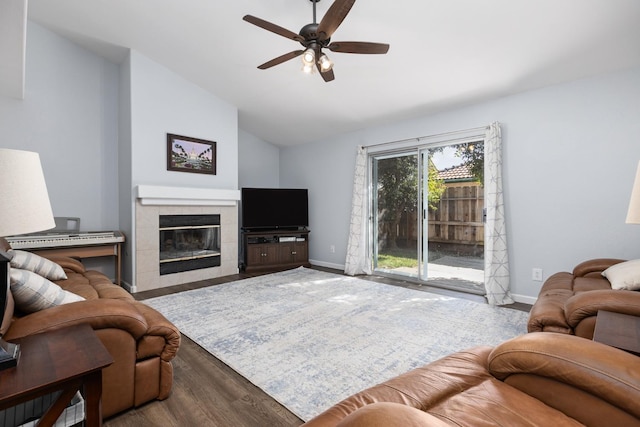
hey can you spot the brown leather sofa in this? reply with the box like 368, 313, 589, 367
302, 333, 640, 427
527, 258, 640, 338
1, 240, 181, 419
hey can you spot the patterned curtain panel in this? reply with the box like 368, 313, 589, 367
484, 122, 513, 305
344, 146, 372, 275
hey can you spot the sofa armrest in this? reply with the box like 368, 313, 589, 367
4, 299, 148, 341
488, 333, 640, 421
572, 258, 625, 277
564, 289, 640, 328
132, 301, 181, 362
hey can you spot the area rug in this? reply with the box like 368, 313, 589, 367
144, 267, 529, 421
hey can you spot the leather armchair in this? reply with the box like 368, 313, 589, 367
2, 248, 180, 419
303, 333, 640, 427
527, 258, 640, 338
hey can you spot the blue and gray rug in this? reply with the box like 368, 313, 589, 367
145, 267, 529, 421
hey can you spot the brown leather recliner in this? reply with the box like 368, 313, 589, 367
302, 333, 640, 427
527, 258, 640, 338
1, 240, 181, 419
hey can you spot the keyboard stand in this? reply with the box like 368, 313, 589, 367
13, 232, 124, 286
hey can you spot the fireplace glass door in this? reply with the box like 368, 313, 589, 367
159, 215, 221, 275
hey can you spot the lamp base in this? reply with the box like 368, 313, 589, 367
0, 339, 20, 370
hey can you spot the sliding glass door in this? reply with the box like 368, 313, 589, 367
372, 152, 420, 277
372, 140, 485, 294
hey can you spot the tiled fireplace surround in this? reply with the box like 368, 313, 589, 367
134, 185, 240, 293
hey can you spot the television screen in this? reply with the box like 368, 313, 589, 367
241, 188, 309, 230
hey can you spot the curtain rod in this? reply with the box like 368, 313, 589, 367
362, 125, 489, 149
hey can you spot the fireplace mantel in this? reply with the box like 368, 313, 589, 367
136, 185, 240, 206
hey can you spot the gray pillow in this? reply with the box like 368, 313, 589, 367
9, 250, 67, 280
9, 268, 83, 313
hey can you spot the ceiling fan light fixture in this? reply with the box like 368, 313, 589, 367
302, 48, 316, 65
302, 63, 315, 74
318, 53, 333, 72
243, 0, 389, 82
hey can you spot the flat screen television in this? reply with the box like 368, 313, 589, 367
241, 187, 309, 230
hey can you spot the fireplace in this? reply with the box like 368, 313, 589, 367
134, 185, 240, 293
159, 214, 221, 275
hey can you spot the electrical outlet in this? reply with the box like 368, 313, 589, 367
330, 245, 336, 253
532, 268, 543, 282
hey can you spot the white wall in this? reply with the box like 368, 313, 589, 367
280, 67, 640, 302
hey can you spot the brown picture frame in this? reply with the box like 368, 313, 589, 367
167, 133, 216, 175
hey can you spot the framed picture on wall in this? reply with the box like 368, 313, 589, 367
167, 133, 216, 175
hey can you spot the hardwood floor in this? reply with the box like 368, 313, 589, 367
104, 334, 302, 427
104, 267, 530, 427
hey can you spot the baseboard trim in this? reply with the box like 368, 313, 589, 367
512, 293, 537, 305
121, 280, 136, 294
309, 259, 345, 271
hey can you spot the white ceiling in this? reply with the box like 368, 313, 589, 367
27, 0, 640, 147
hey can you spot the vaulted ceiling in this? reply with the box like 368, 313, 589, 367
21, 0, 640, 146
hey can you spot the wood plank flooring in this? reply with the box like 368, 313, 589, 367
104, 267, 530, 427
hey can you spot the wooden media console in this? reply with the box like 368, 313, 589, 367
243, 229, 310, 272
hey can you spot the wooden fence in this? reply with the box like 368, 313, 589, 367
428, 182, 484, 246
390, 182, 484, 255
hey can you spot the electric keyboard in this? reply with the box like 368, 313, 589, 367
6, 231, 125, 250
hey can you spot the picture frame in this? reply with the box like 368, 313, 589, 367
167, 133, 216, 175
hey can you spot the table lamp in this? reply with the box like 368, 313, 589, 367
627, 160, 640, 225
0, 148, 55, 369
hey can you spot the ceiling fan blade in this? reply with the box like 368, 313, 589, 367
316, 0, 356, 40
258, 50, 304, 70
316, 63, 336, 83
327, 41, 390, 54
243, 15, 304, 42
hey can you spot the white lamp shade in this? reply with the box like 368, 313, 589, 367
627, 160, 640, 224
0, 149, 55, 236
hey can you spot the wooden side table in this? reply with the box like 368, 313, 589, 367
0, 324, 114, 426
593, 310, 640, 356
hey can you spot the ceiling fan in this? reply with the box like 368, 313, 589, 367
243, 0, 390, 82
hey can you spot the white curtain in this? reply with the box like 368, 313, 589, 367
344, 146, 372, 275
484, 122, 513, 305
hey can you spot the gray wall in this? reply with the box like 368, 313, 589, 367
238, 128, 280, 189
0, 22, 120, 277
0, 22, 120, 232
280, 67, 640, 302
128, 51, 238, 192
118, 51, 133, 283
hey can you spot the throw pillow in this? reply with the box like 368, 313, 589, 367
8, 250, 67, 281
9, 269, 84, 313
602, 259, 640, 291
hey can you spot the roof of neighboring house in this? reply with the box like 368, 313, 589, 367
438, 164, 474, 182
